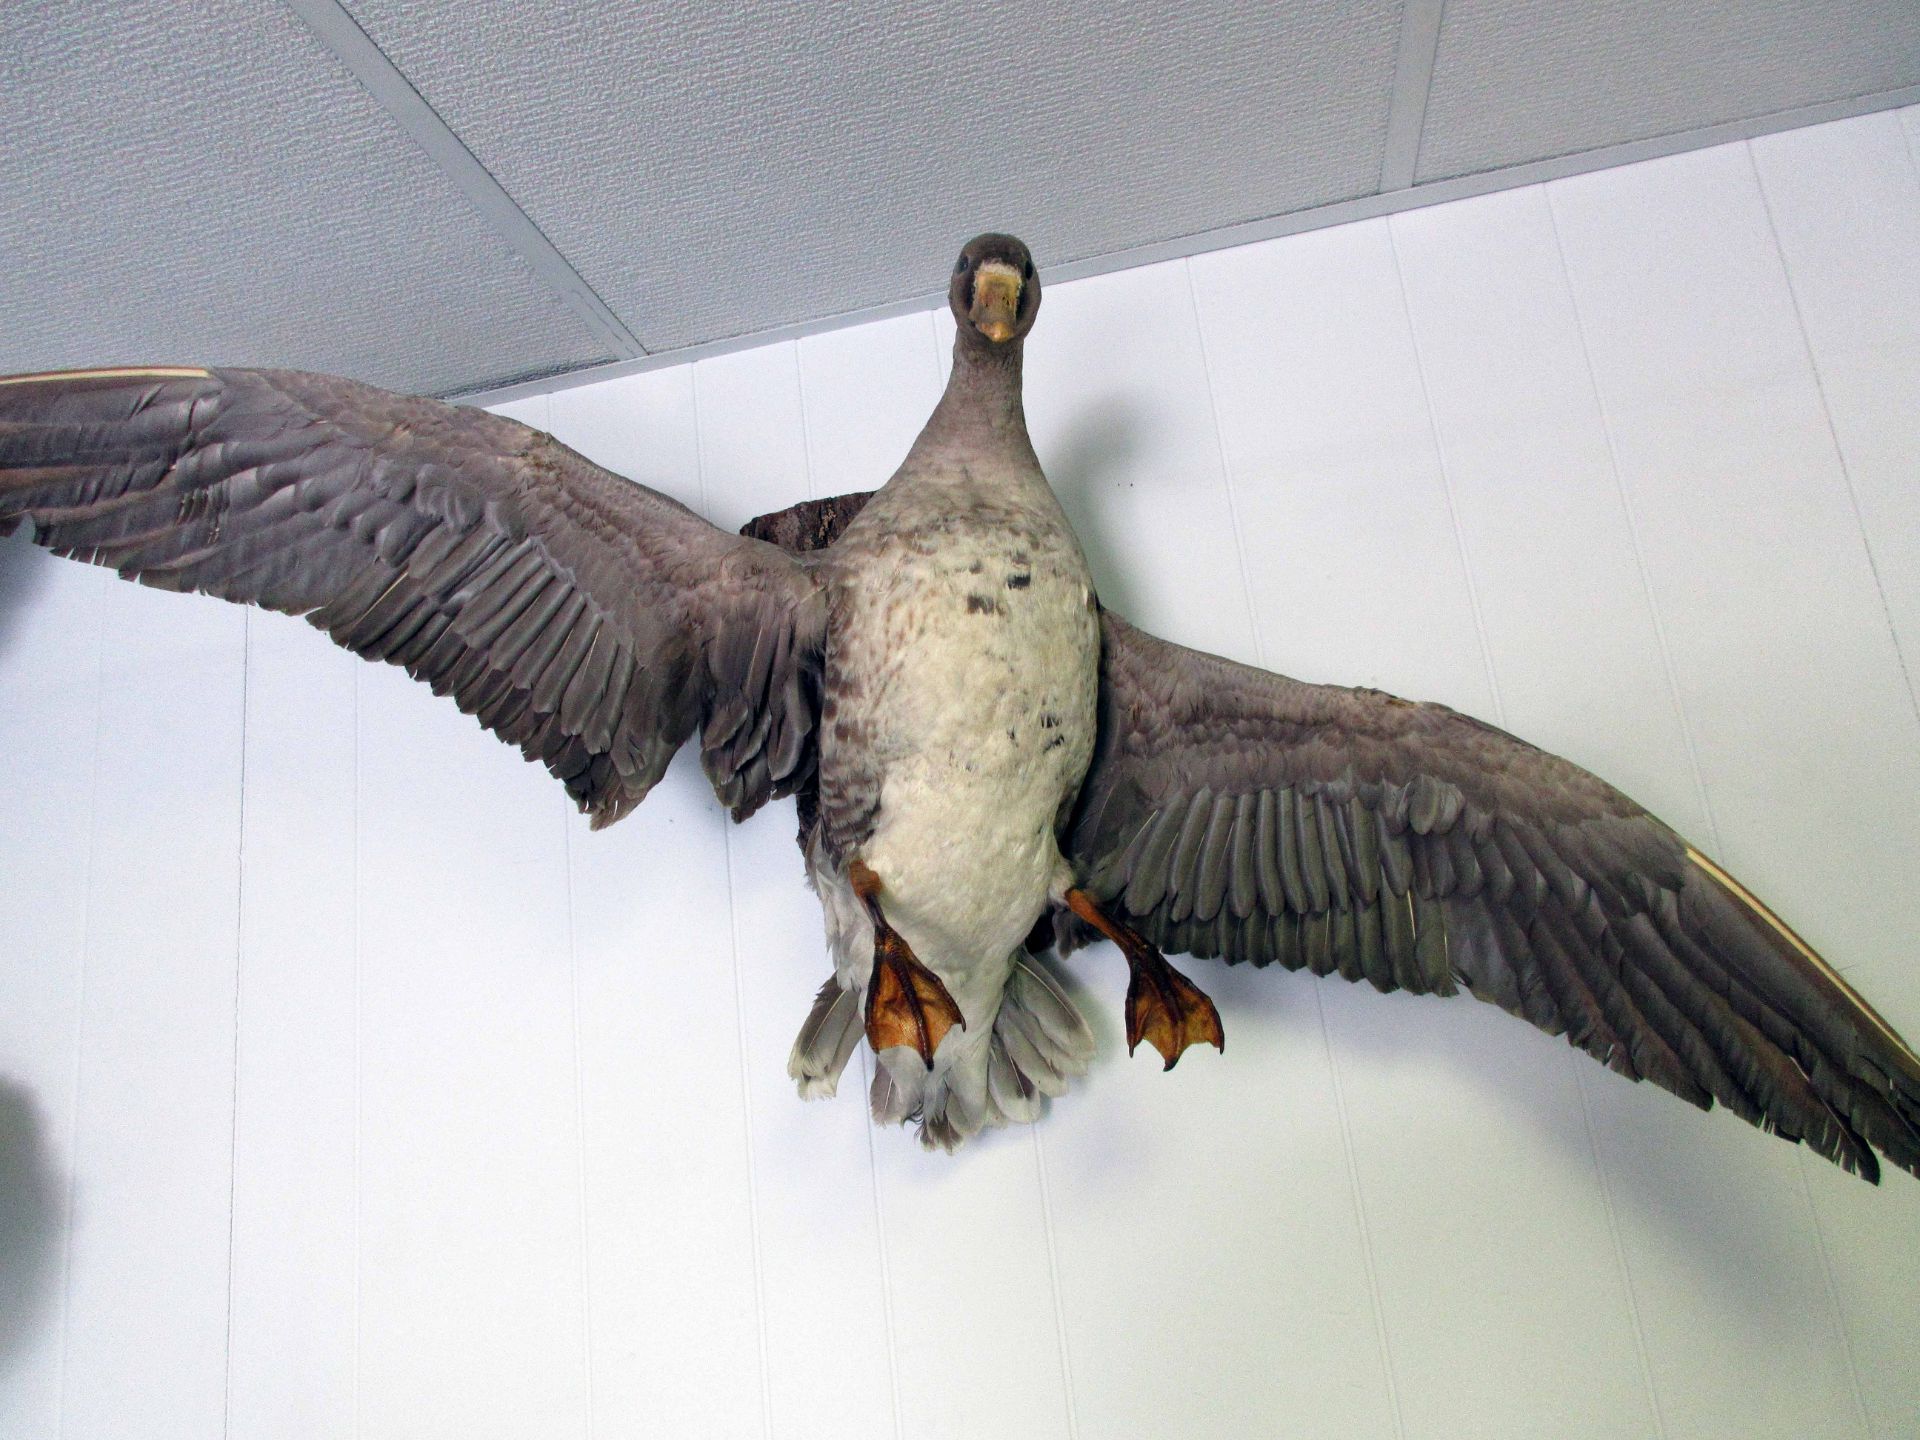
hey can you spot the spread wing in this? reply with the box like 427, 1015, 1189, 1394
1064, 610, 1920, 1182
0, 366, 823, 827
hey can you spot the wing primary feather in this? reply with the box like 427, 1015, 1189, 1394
1411, 891, 1456, 995
1445, 825, 1484, 897
1347, 795, 1380, 902
464, 559, 551, 647
1610, 940, 1721, 1111
1318, 794, 1352, 908
1688, 847, 1920, 1080
1522, 907, 1617, 1059
1493, 824, 1547, 911
1254, 790, 1285, 915
1165, 788, 1217, 923
1301, 910, 1333, 977
1192, 793, 1235, 923
1375, 811, 1413, 897
1354, 899, 1389, 990
1275, 790, 1311, 912
1534, 902, 1653, 1083
1122, 804, 1183, 917
1294, 790, 1331, 912
490, 577, 569, 672
1475, 832, 1516, 904
1382, 887, 1415, 985
1227, 793, 1259, 920
1424, 830, 1457, 898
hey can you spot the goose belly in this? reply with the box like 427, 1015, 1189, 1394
831, 538, 1099, 999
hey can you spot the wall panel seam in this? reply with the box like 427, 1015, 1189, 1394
793, 338, 906, 1440
1539, 188, 1719, 848
529, 391, 602, 1440
1026, 1128, 1080, 1440
1900, 109, 1920, 190
349, 664, 363, 1440
1544, 171, 1867, 1439
52, 572, 108, 1440
1743, 140, 1887, 1440
1398, 196, 1677, 1432
1382, 217, 1505, 722
562, 798, 600, 1438
1385, 210, 1679, 1437
1182, 256, 1408, 1440
690, 364, 777, 1440
1745, 143, 1920, 734
1538, 177, 1751, 1440
220, 610, 253, 1440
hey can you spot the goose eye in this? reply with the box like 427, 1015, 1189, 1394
1022, 258, 1034, 280
954, 254, 969, 275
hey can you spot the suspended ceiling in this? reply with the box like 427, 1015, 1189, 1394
2, 0, 1916, 400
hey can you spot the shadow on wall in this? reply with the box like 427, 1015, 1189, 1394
0, 1075, 64, 1376
1039, 398, 1149, 619
1272, 966, 1865, 1317
0, 527, 53, 663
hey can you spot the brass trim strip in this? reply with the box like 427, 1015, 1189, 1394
1687, 846, 1919, 1069
0, 366, 212, 387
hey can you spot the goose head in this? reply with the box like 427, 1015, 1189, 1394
949, 233, 1040, 348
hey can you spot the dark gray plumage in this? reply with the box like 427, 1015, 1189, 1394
4, 234, 1919, 1178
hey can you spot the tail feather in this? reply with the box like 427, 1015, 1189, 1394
865, 952, 1098, 1151
986, 1033, 1044, 1124
787, 976, 862, 1100
1010, 954, 1099, 1064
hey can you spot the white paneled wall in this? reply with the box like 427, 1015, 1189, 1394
3, 111, 1918, 1439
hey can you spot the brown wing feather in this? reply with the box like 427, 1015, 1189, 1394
0, 366, 823, 827
1064, 610, 1920, 1182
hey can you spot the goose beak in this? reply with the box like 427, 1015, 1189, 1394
970, 262, 1023, 342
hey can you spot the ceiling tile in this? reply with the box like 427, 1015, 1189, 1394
0, 0, 613, 394
343, 0, 1404, 352
1417, 0, 1920, 183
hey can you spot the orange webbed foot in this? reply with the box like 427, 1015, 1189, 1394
1065, 887, 1225, 1070
851, 860, 965, 1068
1122, 948, 1226, 1070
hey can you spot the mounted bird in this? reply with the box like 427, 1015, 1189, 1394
3, 233, 1917, 1174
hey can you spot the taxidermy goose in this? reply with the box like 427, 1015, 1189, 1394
4, 234, 1919, 1174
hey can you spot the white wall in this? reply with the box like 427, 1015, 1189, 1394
2, 109, 1917, 1440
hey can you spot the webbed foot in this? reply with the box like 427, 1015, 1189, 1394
1065, 887, 1225, 1070
851, 860, 965, 1067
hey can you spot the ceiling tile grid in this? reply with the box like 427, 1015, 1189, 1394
1417, 0, 1920, 181
2, 2, 1916, 396
0, 0, 612, 394
341, 0, 1405, 352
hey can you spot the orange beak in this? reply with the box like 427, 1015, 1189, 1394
970, 262, 1023, 342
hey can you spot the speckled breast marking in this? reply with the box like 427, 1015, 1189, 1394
817, 494, 1100, 974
